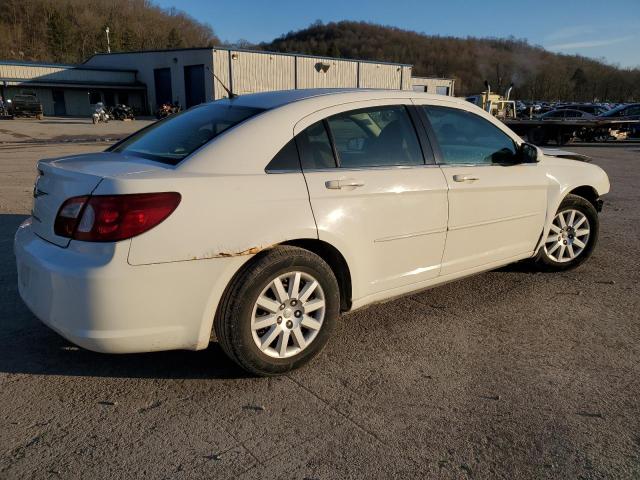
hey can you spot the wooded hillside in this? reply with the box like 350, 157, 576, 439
262, 21, 640, 101
1, 7, 638, 102
0, 0, 218, 64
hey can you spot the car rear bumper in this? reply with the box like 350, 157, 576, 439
14, 219, 246, 354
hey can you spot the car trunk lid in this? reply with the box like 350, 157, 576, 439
31, 152, 165, 247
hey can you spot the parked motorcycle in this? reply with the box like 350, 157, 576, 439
92, 102, 110, 124
155, 102, 182, 119
111, 104, 135, 121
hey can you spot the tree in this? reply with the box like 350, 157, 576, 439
261, 20, 640, 101
0, 0, 219, 64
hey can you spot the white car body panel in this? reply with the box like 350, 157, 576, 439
438, 163, 548, 275
15, 219, 246, 352
292, 98, 448, 298
13, 89, 610, 354
102, 172, 318, 265
303, 166, 448, 298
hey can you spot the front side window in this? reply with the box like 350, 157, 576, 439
326, 106, 423, 168
422, 106, 517, 165
110, 103, 264, 165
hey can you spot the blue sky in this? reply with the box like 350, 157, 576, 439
155, 0, 640, 68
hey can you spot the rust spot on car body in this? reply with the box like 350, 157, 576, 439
216, 246, 263, 257
191, 245, 268, 260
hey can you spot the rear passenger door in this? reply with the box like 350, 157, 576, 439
294, 101, 449, 301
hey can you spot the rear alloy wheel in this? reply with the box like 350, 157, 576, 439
534, 194, 599, 271
251, 271, 326, 359
215, 246, 339, 376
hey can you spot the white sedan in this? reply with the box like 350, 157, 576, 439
14, 89, 610, 375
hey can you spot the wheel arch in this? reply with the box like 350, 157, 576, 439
567, 185, 601, 210
209, 239, 353, 342
280, 239, 353, 312
535, 184, 603, 255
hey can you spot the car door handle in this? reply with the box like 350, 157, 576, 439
452, 174, 479, 182
325, 179, 365, 190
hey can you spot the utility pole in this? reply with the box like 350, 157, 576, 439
105, 27, 111, 54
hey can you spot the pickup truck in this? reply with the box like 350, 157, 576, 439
9, 94, 44, 119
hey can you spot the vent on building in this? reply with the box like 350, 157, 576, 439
314, 62, 331, 73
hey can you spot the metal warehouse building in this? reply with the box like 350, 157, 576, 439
0, 61, 146, 116
412, 76, 455, 96
83, 47, 418, 113
1, 47, 454, 116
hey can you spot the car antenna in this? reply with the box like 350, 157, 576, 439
205, 66, 238, 99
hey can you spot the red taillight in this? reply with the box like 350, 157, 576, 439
54, 196, 89, 238
54, 192, 181, 242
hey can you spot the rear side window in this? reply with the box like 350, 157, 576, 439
326, 106, 423, 168
296, 121, 337, 169
110, 103, 264, 165
265, 139, 301, 172
423, 106, 517, 165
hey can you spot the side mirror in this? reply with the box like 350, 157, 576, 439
519, 142, 539, 163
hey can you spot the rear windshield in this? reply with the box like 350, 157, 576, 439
110, 103, 264, 165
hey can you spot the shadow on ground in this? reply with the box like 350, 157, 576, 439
567, 141, 640, 149
0, 213, 249, 380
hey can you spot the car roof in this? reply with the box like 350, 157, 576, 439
215, 88, 459, 110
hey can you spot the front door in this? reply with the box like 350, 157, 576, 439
52, 89, 66, 116
154, 68, 173, 107
417, 103, 548, 275
296, 102, 449, 301
184, 64, 206, 108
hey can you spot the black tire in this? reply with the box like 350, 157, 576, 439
533, 194, 599, 271
528, 126, 548, 146
214, 246, 340, 376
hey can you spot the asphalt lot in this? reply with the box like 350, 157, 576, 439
0, 119, 639, 479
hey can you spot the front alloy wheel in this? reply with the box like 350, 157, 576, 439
543, 209, 590, 263
535, 193, 599, 271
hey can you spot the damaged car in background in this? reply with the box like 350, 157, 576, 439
14, 89, 609, 376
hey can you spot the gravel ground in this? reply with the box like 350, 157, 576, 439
0, 117, 154, 144
0, 130, 639, 478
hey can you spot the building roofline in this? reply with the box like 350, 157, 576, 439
85, 46, 413, 68
411, 75, 455, 81
214, 87, 462, 110
224, 47, 413, 67
1, 78, 146, 89
0, 59, 137, 73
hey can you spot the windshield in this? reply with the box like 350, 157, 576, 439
110, 103, 264, 165
599, 104, 636, 117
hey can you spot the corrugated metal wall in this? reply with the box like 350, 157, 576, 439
229, 50, 295, 94
358, 62, 403, 89
212, 50, 231, 100
401, 66, 413, 91
296, 57, 358, 89
0, 64, 135, 84
209, 49, 409, 99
